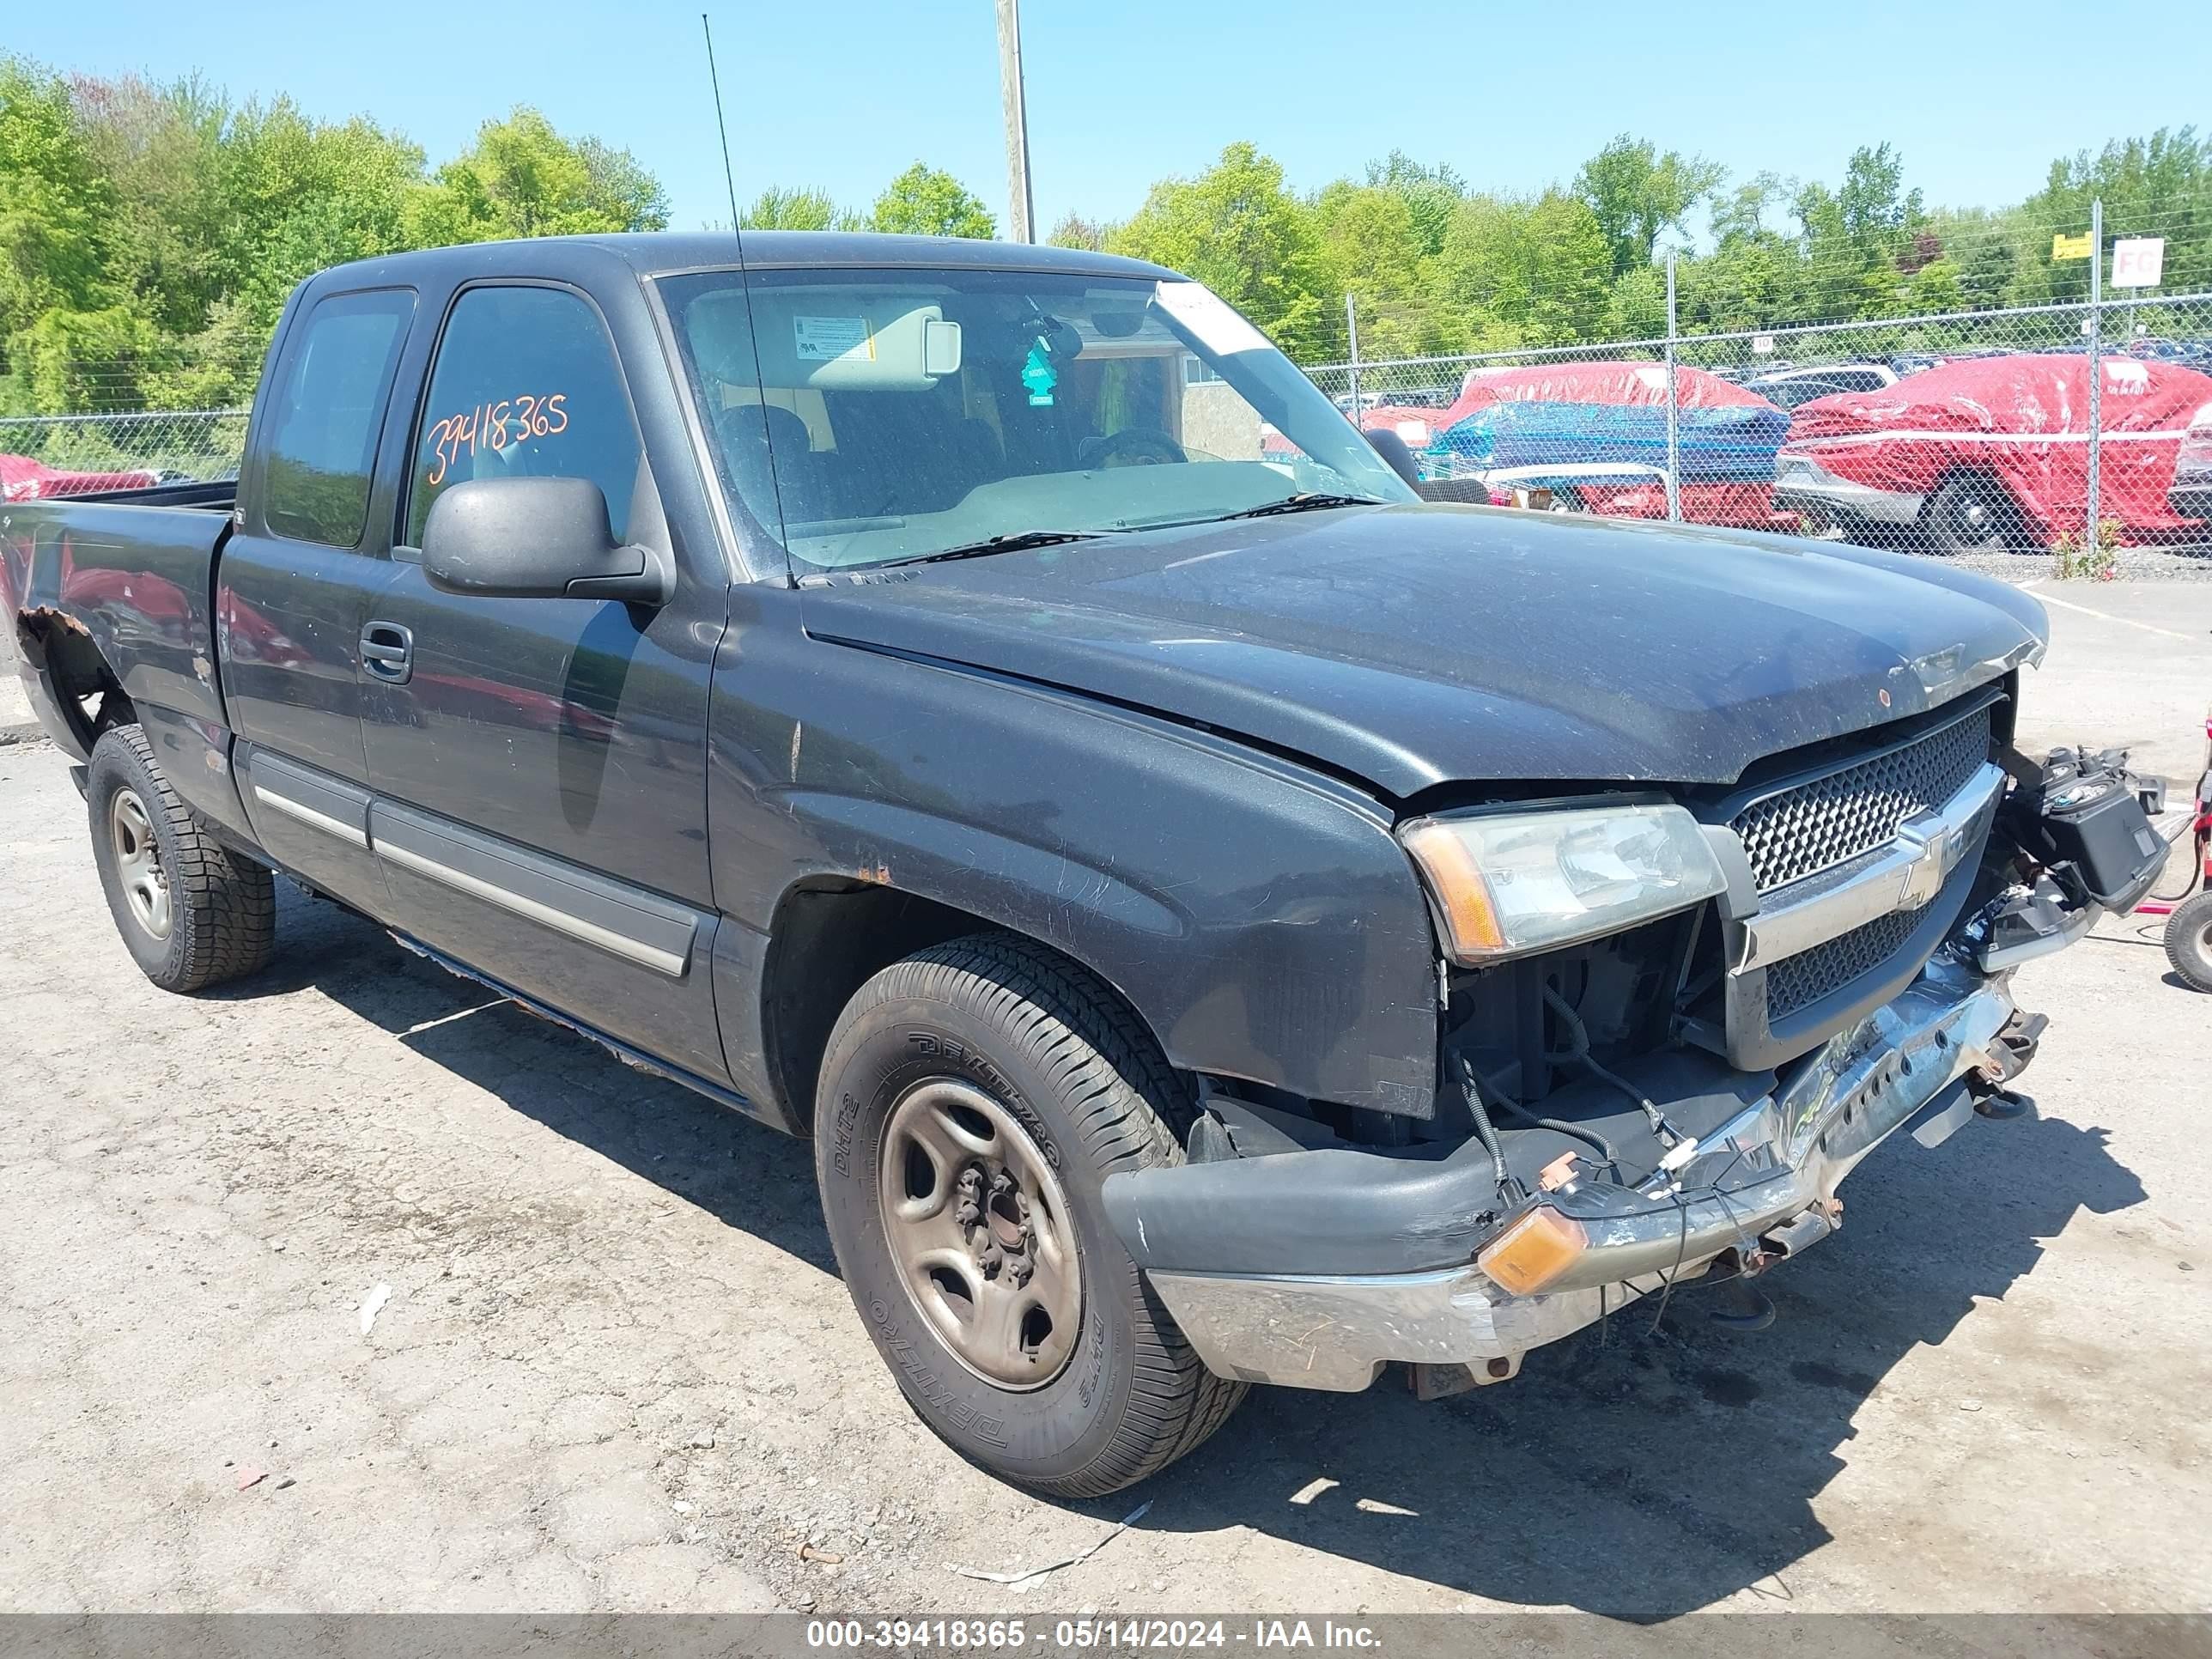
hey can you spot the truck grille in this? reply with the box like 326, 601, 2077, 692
1764, 895, 1935, 1022
1731, 704, 1995, 893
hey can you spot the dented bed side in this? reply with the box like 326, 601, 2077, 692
3, 494, 251, 838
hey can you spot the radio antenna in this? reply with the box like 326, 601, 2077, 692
702, 12, 795, 584
702, 13, 746, 258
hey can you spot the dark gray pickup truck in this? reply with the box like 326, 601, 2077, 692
3, 234, 2166, 1497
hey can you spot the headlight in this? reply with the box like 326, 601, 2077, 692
1399, 801, 1727, 964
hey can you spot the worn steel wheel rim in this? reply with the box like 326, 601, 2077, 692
108, 787, 171, 940
878, 1078, 1083, 1391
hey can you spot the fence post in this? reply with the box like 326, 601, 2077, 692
1663, 251, 1682, 522
1344, 293, 1361, 418
2085, 198, 2103, 552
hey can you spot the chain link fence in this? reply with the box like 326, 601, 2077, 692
0, 409, 246, 500
1308, 234, 2212, 580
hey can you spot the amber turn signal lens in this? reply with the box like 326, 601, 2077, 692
1399, 819, 1506, 956
1476, 1206, 1588, 1296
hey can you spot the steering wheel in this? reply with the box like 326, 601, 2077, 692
1082, 427, 1188, 469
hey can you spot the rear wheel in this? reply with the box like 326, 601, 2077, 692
2166, 891, 2212, 993
813, 934, 1244, 1496
86, 725, 276, 992
1925, 472, 2017, 556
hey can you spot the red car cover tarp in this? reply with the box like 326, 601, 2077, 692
0, 453, 159, 501
1437, 359, 1777, 428
1782, 355, 2212, 540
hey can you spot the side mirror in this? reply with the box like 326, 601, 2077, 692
419, 477, 672, 605
1364, 426, 1425, 491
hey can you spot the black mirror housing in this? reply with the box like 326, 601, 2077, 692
419, 477, 672, 605
1363, 426, 1426, 491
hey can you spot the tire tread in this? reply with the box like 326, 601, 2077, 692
92, 725, 276, 993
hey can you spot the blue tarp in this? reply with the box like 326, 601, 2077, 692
1426, 401, 1791, 483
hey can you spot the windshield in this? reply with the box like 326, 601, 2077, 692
658, 266, 1416, 575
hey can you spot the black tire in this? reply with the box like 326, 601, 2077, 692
813, 933, 1244, 1497
86, 724, 276, 993
2166, 891, 2212, 994
1924, 471, 2017, 556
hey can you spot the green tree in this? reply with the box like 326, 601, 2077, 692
1790, 144, 1925, 319
1574, 134, 1725, 276
1312, 180, 1462, 357
69, 72, 231, 338
1108, 142, 1329, 357
0, 56, 123, 406
409, 106, 667, 245
868, 163, 995, 239
738, 185, 854, 230
1364, 150, 1465, 259
1688, 171, 1808, 331
2012, 127, 2212, 301
1046, 212, 1110, 250
1435, 190, 1613, 347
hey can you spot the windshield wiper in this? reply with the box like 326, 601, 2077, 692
1215, 492, 1389, 521
900, 528, 1124, 566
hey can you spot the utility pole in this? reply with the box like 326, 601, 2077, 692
2085, 198, 2103, 551
1663, 250, 1681, 523
994, 0, 1035, 242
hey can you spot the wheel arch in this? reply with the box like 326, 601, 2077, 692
13, 605, 131, 757
756, 878, 1177, 1139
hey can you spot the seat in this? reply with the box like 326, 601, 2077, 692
717, 403, 829, 531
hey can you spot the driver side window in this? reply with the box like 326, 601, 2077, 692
405, 285, 641, 546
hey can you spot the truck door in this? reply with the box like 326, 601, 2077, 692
221, 286, 416, 911
358, 282, 728, 1083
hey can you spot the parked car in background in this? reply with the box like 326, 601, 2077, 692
1742, 362, 1901, 410
2171, 404, 2212, 521
2, 454, 160, 502
2127, 337, 2212, 371
1375, 360, 1796, 528
1775, 353, 2212, 552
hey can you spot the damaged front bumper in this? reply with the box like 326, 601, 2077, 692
1105, 952, 2043, 1393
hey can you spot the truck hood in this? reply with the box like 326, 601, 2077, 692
797, 503, 2047, 799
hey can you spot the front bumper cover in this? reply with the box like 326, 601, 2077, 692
1108, 952, 2036, 1393
1773, 455, 1925, 526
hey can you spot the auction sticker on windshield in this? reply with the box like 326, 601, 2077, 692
795, 316, 873, 362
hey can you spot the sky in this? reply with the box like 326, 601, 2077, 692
15, 0, 2212, 237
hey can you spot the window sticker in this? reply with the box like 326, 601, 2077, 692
794, 315, 873, 362
423, 393, 568, 487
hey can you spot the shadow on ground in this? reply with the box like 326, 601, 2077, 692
237, 884, 2147, 1619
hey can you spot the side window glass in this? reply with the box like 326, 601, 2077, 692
261, 289, 414, 547
406, 286, 641, 547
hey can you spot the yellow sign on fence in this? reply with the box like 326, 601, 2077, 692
2051, 233, 2094, 261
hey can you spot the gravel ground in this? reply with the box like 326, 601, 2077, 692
1, 580, 2209, 1618
1, 618, 34, 737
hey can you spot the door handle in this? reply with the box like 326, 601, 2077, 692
360, 622, 413, 685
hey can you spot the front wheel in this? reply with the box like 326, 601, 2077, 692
2166, 890, 2212, 993
814, 935, 1244, 1496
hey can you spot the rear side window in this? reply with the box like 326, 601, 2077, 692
260, 289, 414, 547
404, 285, 642, 546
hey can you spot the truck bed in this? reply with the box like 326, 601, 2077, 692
3, 491, 234, 749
